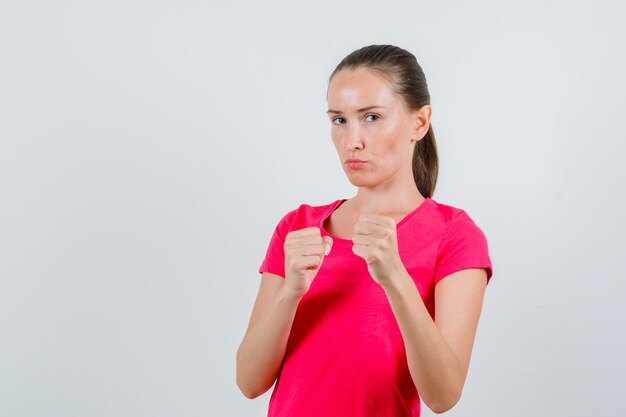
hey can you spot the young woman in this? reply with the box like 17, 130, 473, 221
236, 44, 493, 417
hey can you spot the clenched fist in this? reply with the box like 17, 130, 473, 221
283, 227, 333, 298
352, 214, 406, 287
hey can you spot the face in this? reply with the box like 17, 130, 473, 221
326, 68, 430, 189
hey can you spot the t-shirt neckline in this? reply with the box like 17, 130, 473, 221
318, 197, 432, 244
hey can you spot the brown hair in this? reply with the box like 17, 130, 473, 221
327, 44, 438, 198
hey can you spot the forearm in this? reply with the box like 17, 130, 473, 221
381, 272, 464, 414
236, 286, 302, 398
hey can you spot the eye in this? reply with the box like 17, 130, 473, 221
332, 117, 346, 125
365, 114, 379, 122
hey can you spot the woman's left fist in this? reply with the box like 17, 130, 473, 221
352, 213, 405, 286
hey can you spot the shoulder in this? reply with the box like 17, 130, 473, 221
427, 198, 488, 248
429, 199, 493, 282
273, 199, 343, 233
427, 198, 470, 224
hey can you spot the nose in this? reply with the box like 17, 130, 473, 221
344, 123, 364, 151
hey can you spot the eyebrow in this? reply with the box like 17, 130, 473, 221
326, 106, 386, 114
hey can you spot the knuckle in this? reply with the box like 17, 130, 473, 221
303, 226, 320, 236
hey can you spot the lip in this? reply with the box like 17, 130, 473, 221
345, 159, 367, 169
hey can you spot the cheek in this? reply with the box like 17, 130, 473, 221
331, 134, 341, 150
381, 123, 410, 154
331, 129, 350, 152
377, 131, 401, 154
375, 135, 408, 169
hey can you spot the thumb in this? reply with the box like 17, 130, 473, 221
322, 236, 333, 255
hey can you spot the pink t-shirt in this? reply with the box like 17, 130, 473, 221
258, 197, 493, 417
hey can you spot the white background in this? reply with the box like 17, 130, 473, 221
1, 1, 625, 416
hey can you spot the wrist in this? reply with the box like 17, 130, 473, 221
278, 281, 306, 303
380, 267, 414, 294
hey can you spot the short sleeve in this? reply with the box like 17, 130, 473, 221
257, 208, 298, 279
434, 211, 493, 286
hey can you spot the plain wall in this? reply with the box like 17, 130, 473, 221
1, 1, 625, 416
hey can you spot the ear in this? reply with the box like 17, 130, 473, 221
411, 105, 432, 142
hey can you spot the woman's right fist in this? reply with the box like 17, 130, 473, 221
283, 227, 333, 298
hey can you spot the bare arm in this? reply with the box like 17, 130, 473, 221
381, 268, 488, 414
236, 227, 332, 399
351, 213, 488, 413
236, 273, 302, 399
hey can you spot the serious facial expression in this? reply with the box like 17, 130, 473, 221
326, 68, 418, 188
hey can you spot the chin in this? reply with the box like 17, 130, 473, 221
345, 173, 379, 188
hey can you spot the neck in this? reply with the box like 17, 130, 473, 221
351, 176, 425, 214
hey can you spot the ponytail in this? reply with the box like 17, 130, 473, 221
412, 123, 438, 198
